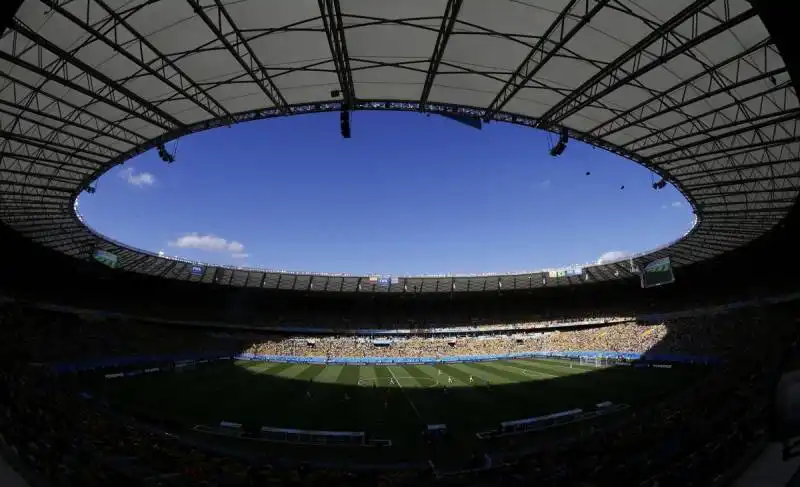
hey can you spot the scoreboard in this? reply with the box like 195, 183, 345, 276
640, 257, 675, 288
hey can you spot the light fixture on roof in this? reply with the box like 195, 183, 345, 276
157, 143, 175, 163
549, 127, 568, 157
340, 107, 351, 139
652, 178, 667, 190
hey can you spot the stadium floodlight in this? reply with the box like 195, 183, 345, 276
652, 179, 667, 190
549, 127, 568, 157
157, 144, 175, 164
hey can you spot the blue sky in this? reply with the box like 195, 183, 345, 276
78, 111, 695, 276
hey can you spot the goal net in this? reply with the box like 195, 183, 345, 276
578, 356, 608, 368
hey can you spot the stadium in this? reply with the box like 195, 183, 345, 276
1, 0, 799, 486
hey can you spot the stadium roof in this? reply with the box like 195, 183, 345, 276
0, 0, 798, 293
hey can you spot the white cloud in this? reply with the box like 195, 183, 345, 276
536, 179, 552, 190
597, 250, 632, 264
119, 167, 155, 187
169, 233, 245, 254
671, 201, 682, 208
231, 253, 249, 259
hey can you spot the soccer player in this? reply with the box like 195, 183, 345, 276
438, 369, 442, 376
306, 390, 312, 399
469, 375, 473, 383
390, 378, 395, 386
448, 376, 453, 384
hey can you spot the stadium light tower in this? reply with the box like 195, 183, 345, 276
652, 178, 667, 190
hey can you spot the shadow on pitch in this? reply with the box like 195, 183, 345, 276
87, 318, 740, 467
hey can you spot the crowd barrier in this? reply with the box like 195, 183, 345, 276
235, 350, 719, 366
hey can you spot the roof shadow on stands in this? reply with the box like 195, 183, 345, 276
81, 308, 791, 473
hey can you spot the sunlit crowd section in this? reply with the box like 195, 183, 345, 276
240, 322, 671, 359
241, 317, 753, 360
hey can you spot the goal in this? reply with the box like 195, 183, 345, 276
578, 356, 609, 368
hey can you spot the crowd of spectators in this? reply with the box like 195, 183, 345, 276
0, 299, 797, 486
239, 321, 711, 359
239, 323, 665, 359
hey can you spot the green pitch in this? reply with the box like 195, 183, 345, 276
91, 358, 703, 466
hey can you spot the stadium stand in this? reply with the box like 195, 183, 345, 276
0, 297, 798, 486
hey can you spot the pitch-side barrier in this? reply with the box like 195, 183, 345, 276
193, 422, 391, 448
475, 401, 628, 440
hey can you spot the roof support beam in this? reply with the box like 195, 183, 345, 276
125, 253, 153, 271
0, 73, 146, 145
420, 0, 463, 109
666, 138, 800, 172
686, 174, 800, 192
0, 130, 107, 165
676, 157, 800, 182
318, 0, 356, 105
0, 152, 95, 175
0, 180, 72, 194
702, 206, 792, 215
623, 81, 794, 152
703, 222, 777, 231
696, 193, 798, 205
160, 260, 180, 278
634, 107, 800, 154
535, 0, 756, 128
3, 23, 185, 131
0, 102, 119, 156
653, 117, 800, 163
612, 67, 787, 152
482, 0, 609, 121
44, 0, 232, 122
589, 39, 780, 137
7, 219, 78, 233
647, 110, 797, 162
0, 166, 84, 186
33, 234, 95, 250
186, 0, 289, 112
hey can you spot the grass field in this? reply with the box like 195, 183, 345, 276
90, 358, 704, 467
